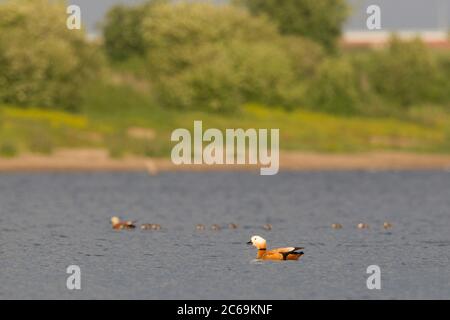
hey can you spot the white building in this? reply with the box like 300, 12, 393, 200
343, 0, 450, 47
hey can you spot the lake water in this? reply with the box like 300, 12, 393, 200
1, 171, 449, 299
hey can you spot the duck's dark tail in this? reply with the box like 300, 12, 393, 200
282, 248, 305, 260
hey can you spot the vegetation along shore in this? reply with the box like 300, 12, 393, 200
1, 1, 450, 169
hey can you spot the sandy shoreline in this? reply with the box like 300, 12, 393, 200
1, 148, 450, 173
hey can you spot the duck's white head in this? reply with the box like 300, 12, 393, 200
247, 235, 267, 249
111, 216, 120, 225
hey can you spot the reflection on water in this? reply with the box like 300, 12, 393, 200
1, 171, 450, 299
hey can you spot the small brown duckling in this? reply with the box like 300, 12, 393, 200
111, 216, 136, 230
196, 224, 206, 231
141, 224, 151, 230
151, 224, 161, 230
228, 223, 238, 229
262, 223, 272, 231
141, 223, 161, 231
331, 223, 343, 229
383, 221, 393, 230
357, 223, 369, 229
211, 224, 221, 231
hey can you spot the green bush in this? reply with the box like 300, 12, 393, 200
0, 142, 17, 158
330, 40, 450, 116
102, 5, 146, 61
141, 2, 280, 74
102, 0, 168, 61
102, 2, 450, 116
153, 40, 304, 112
368, 37, 446, 108
235, 0, 349, 51
140, 2, 309, 112
279, 36, 326, 80
307, 57, 365, 115
0, 0, 103, 110
152, 43, 245, 112
434, 51, 450, 104
102, 1, 337, 112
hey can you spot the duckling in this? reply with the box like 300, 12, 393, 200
141, 223, 161, 231
357, 223, 369, 229
383, 221, 393, 230
211, 224, 221, 231
141, 223, 153, 230
331, 223, 343, 229
228, 223, 238, 229
151, 223, 161, 231
247, 235, 304, 261
196, 224, 206, 231
262, 223, 272, 231
111, 216, 136, 230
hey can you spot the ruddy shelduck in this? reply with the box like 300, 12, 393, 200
247, 235, 304, 261
111, 216, 136, 230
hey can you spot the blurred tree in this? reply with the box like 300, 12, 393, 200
140, 2, 315, 112
368, 37, 445, 107
0, 0, 103, 110
278, 36, 325, 80
103, 0, 168, 61
307, 57, 363, 114
234, 0, 349, 51
103, 5, 146, 60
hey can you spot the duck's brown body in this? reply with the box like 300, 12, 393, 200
256, 247, 304, 261
112, 221, 136, 230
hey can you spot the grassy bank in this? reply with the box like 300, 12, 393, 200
1, 81, 450, 159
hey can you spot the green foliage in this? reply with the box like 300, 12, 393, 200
140, 2, 307, 112
307, 57, 364, 115
102, 5, 146, 61
438, 53, 450, 102
279, 36, 326, 80
0, 142, 17, 158
0, 0, 103, 110
235, 0, 349, 51
309, 38, 450, 116
367, 37, 447, 107
102, 0, 168, 61
102, 2, 450, 115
